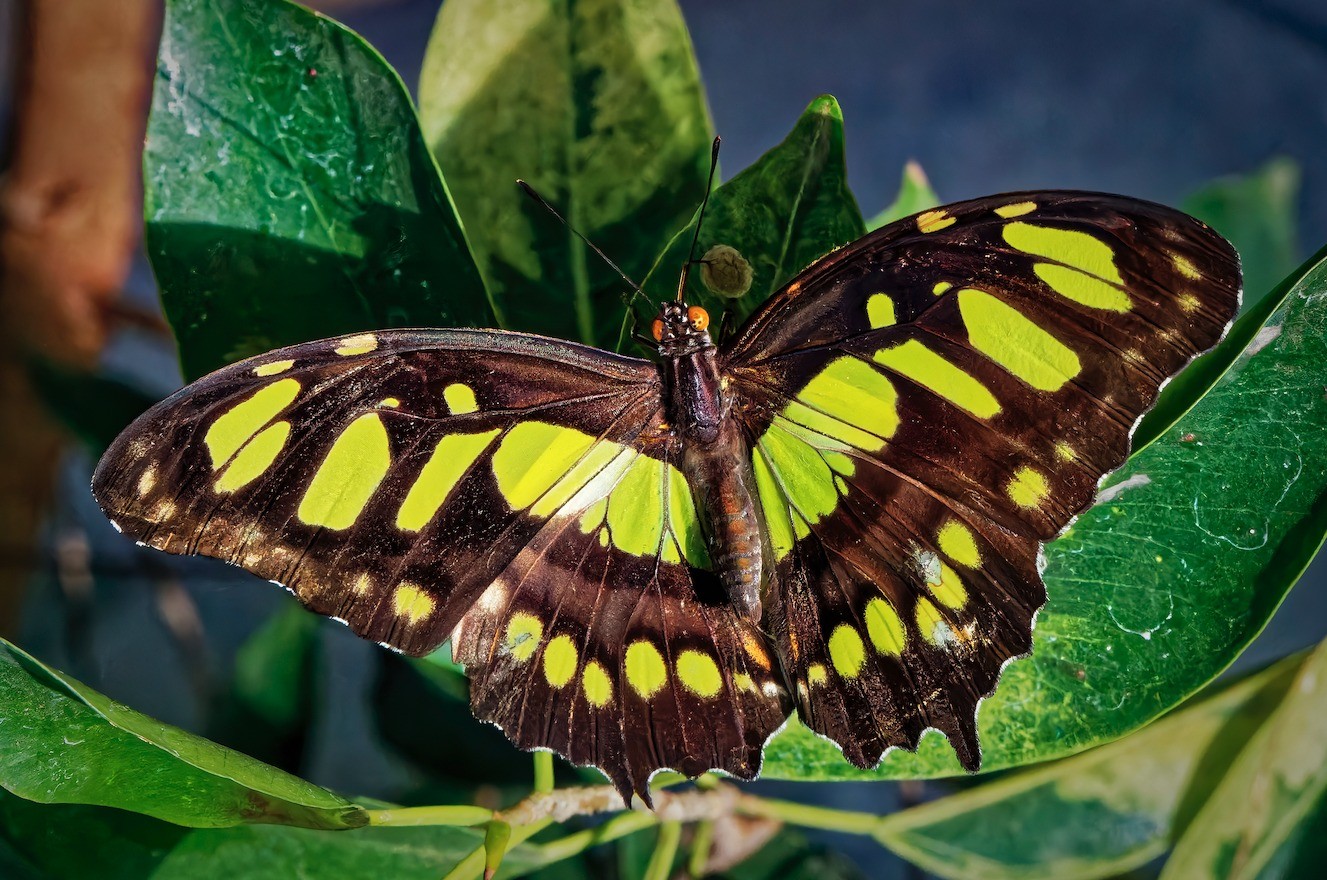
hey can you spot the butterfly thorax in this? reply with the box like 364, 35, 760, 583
654, 300, 766, 622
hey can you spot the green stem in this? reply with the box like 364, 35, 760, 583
737, 794, 888, 837
688, 819, 714, 877
533, 751, 555, 794
530, 810, 657, 865
643, 821, 682, 880
444, 819, 556, 880
365, 805, 493, 827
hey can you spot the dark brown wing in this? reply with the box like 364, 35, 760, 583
722, 192, 1240, 769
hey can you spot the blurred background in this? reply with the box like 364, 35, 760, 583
2, 1, 1325, 876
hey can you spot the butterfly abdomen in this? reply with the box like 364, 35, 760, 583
683, 421, 765, 623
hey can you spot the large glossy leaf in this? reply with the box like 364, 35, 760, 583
419, 0, 711, 346
1183, 157, 1300, 313
147, 0, 489, 381
763, 241, 1327, 780
873, 654, 1303, 880
634, 95, 865, 347
0, 794, 547, 880
0, 639, 363, 829
865, 161, 939, 231
1160, 638, 1327, 880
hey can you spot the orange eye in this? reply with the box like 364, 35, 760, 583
650, 318, 665, 341
687, 306, 710, 331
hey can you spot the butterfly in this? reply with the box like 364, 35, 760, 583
92, 191, 1240, 804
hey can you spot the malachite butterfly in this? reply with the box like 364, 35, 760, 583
93, 192, 1240, 804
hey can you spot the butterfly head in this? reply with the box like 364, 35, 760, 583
651, 301, 712, 356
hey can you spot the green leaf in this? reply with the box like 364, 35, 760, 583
1161, 638, 1327, 880
635, 94, 865, 346
763, 241, 1327, 780
419, 0, 711, 346
873, 654, 1304, 880
26, 360, 157, 456
207, 604, 321, 772
0, 793, 549, 880
865, 161, 939, 231
1183, 157, 1300, 312
147, 0, 489, 381
0, 638, 363, 829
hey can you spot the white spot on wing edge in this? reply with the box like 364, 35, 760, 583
1096, 474, 1152, 504
1246, 324, 1282, 357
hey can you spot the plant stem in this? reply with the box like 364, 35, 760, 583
688, 819, 714, 877
443, 819, 556, 880
365, 804, 493, 827
736, 794, 887, 837
643, 820, 682, 880
529, 810, 657, 864
533, 751, 555, 794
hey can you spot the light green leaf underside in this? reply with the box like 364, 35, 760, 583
762, 238, 1327, 780
874, 654, 1304, 880
1160, 638, 1327, 880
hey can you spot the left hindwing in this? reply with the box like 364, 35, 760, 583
722, 192, 1240, 768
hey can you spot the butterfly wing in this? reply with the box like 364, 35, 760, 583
93, 328, 790, 799
722, 192, 1240, 768
450, 437, 790, 802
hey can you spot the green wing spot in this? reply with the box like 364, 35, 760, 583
785, 356, 899, 452
828, 625, 866, 678
625, 641, 668, 699
491, 421, 704, 566
874, 340, 1001, 419
865, 598, 906, 655
543, 635, 579, 688
666, 467, 710, 568
606, 454, 668, 557
397, 430, 500, 532
958, 289, 1082, 391
204, 378, 300, 469
676, 649, 723, 698
1033, 263, 1132, 312
214, 421, 291, 493
1002, 221, 1123, 284
492, 422, 600, 511
759, 424, 839, 529
753, 450, 797, 559
298, 413, 391, 530
443, 382, 478, 414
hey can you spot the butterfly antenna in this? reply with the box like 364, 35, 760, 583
516, 180, 647, 305
676, 136, 722, 302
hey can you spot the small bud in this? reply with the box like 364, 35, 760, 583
699, 244, 753, 299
